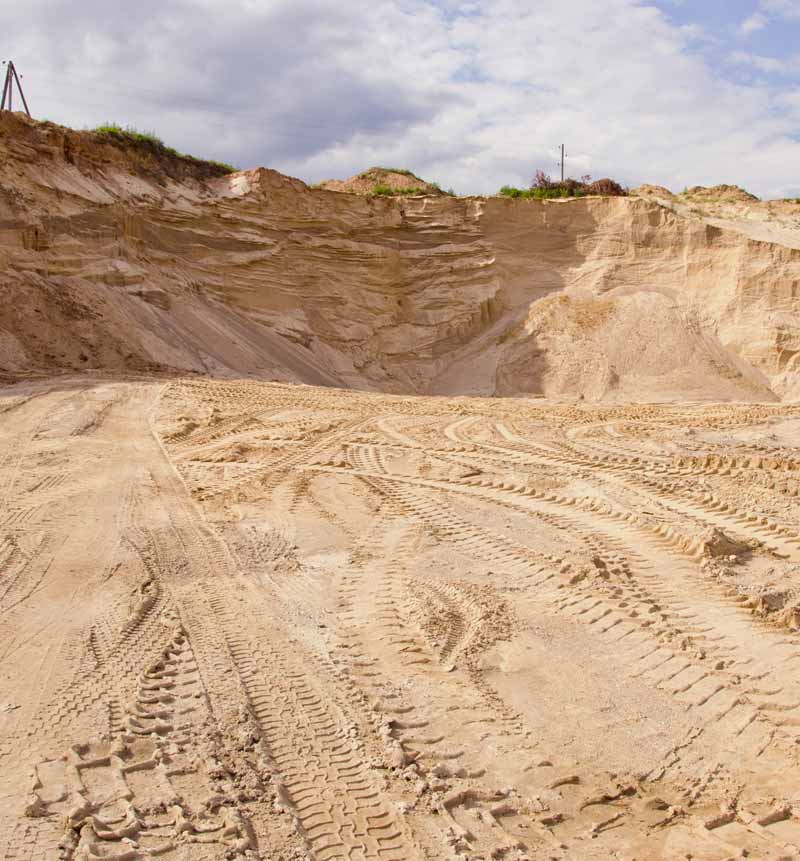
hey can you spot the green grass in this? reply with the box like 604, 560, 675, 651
370, 183, 430, 196
364, 166, 417, 178
92, 123, 236, 174
499, 185, 581, 200
94, 123, 163, 145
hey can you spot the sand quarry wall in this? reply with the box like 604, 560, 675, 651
1, 113, 798, 401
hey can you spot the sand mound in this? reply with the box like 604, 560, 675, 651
1, 113, 799, 401
318, 166, 443, 195
630, 183, 675, 199
681, 184, 759, 202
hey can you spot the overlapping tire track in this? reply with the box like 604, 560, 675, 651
149, 397, 422, 861
6, 377, 800, 861
314, 416, 800, 853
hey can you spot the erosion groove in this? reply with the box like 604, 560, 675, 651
0, 377, 799, 859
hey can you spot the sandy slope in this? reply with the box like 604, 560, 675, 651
2, 113, 800, 401
2, 376, 800, 860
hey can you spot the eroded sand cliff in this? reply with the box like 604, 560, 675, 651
2, 113, 799, 401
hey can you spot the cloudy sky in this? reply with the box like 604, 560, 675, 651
8, 0, 800, 197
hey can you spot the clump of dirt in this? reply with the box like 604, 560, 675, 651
317, 166, 444, 196
696, 527, 753, 559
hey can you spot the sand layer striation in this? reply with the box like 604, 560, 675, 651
2, 112, 800, 401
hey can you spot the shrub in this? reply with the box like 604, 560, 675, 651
501, 170, 627, 200
500, 185, 578, 200
532, 169, 552, 189
499, 185, 529, 199
586, 178, 626, 196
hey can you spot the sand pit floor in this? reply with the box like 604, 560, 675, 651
2, 376, 800, 860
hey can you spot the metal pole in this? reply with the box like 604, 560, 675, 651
10, 62, 30, 117
0, 66, 10, 111
560, 144, 565, 183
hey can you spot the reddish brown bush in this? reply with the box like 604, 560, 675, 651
586, 178, 627, 196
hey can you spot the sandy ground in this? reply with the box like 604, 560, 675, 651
1, 375, 799, 860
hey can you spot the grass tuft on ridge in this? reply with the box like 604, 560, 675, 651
92, 123, 237, 174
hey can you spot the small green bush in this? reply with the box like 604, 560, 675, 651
499, 185, 574, 200
499, 185, 529, 199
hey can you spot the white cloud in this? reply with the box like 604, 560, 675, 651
760, 0, 800, 20
728, 49, 800, 75
6, 0, 800, 198
729, 50, 786, 73
739, 12, 768, 34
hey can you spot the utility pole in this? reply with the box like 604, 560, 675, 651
1, 61, 31, 117
559, 144, 566, 183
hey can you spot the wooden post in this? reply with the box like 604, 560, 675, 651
1, 62, 32, 117
10, 62, 30, 117
0, 65, 10, 111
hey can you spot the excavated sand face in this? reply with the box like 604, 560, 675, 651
2, 113, 800, 401
1, 377, 800, 860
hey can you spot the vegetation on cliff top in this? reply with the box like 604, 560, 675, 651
92, 123, 237, 175
500, 170, 628, 199
370, 183, 432, 197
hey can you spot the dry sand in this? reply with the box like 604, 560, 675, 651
1, 377, 800, 860
2, 114, 800, 860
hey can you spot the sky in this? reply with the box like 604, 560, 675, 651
6, 0, 800, 197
